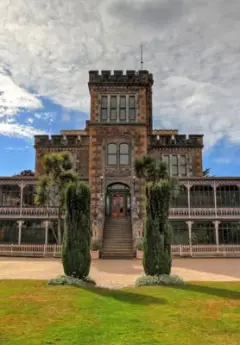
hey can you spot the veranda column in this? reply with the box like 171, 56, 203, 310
17, 220, 23, 245
187, 182, 191, 217
213, 181, 218, 217
44, 220, 49, 245
186, 221, 193, 256
213, 220, 220, 251
19, 182, 24, 217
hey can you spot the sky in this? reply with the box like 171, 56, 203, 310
0, 0, 239, 177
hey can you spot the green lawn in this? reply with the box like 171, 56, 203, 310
0, 281, 239, 345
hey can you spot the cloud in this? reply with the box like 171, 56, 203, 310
0, 0, 239, 148
0, 123, 46, 139
0, 72, 42, 117
5, 145, 32, 151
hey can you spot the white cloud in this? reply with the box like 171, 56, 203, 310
0, 72, 42, 117
5, 145, 32, 151
0, 0, 239, 148
0, 123, 46, 138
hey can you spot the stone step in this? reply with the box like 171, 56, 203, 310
102, 247, 133, 251
103, 242, 133, 249
102, 251, 134, 256
101, 253, 134, 257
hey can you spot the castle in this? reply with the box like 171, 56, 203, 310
0, 70, 239, 258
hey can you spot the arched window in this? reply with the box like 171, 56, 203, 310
107, 143, 117, 165
119, 143, 130, 165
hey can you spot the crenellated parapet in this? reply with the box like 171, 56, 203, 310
88, 70, 154, 87
150, 133, 204, 148
34, 134, 89, 148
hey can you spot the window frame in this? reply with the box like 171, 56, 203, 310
107, 143, 118, 166
119, 96, 127, 122
119, 143, 130, 166
128, 95, 136, 122
100, 95, 108, 122
110, 95, 117, 122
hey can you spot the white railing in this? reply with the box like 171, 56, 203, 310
169, 207, 240, 218
171, 244, 240, 257
0, 244, 240, 258
0, 206, 240, 219
0, 207, 59, 218
0, 244, 62, 257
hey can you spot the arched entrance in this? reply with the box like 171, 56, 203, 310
105, 183, 131, 217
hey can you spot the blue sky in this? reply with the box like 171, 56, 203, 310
0, 0, 239, 177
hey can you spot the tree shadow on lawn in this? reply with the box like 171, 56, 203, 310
80, 285, 167, 306
167, 283, 240, 301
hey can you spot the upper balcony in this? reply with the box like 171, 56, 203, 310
0, 176, 239, 220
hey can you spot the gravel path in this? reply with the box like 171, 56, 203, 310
0, 258, 239, 288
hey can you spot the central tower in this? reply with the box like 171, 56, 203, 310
88, 70, 154, 241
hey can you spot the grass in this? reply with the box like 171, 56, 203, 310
0, 280, 239, 345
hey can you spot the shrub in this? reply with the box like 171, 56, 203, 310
135, 274, 185, 287
48, 275, 96, 287
62, 181, 91, 279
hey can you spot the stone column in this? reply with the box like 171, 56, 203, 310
17, 220, 23, 245
186, 221, 194, 256
44, 220, 49, 245
213, 220, 220, 251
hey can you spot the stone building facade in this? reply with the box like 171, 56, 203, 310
34, 70, 205, 246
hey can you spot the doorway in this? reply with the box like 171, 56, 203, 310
106, 183, 131, 218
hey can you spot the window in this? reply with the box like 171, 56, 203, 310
107, 143, 117, 165
171, 155, 178, 176
179, 155, 187, 176
119, 143, 130, 165
161, 154, 188, 176
110, 96, 117, 121
100, 95, 137, 122
162, 155, 170, 174
119, 96, 126, 121
106, 143, 130, 166
128, 96, 136, 121
100, 96, 108, 121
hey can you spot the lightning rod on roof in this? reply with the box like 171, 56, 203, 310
140, 44, 143, 70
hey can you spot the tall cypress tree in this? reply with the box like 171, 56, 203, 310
135, 156, 179, 276
143, 181, 173, 275
62, 181, 91, 279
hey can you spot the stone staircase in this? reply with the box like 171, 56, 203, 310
101, 217, 134, 259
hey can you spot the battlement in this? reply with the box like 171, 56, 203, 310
88, 70, 153, 86
150, 133, 204, 148
34, 133, 89, 147
152, 129, 179, 135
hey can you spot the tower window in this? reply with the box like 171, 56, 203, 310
100, 95, 137, 122
119, 143, 130, 165
119, 96, 126, 121
110, 96, 117, 121
129, 96, 136, 121
107, 143, 117, 165
101, 96, 108, 121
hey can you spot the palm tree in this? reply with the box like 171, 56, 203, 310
35, 152, 79, 244
134, 155, 179, 276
